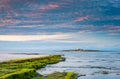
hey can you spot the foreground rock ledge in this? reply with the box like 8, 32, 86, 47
39, 72, 79, 79
0, 55, 65, 79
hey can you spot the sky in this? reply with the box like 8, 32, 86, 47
0, 0, 120, 52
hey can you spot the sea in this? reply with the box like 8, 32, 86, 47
37, 51, 120, 79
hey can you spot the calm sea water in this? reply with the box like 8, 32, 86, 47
37, 51, 120, 79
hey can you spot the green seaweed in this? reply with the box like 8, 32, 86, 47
39, 72, 78, 79
0, 55, 65, 79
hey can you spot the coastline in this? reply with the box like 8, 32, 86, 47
0, 55, 66, 79
0, 53, 46, 62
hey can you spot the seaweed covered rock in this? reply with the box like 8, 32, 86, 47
0, 55, 65, 79
39, 72, 79, 79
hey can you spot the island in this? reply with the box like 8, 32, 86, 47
62, 48, 103, 52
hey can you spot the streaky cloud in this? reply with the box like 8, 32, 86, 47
0, 34, 71, 41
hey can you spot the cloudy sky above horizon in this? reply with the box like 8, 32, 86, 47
0, 0, 120, 50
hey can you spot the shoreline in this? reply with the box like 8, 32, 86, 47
0, 55, 65, 79
0, 53, 47, 62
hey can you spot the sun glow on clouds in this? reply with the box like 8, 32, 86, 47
0, 34, 71, 41
0, 33, 119, 50
0, 33, 102, 43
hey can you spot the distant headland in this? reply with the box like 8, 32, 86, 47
62, 48, 104, 52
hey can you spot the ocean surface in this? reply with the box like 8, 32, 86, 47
0, 51, 120, 79
36, 51, 120, 79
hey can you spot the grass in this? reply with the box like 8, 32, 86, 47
0, 55, 65, 79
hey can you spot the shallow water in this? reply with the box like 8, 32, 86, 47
37, 51, 120, 79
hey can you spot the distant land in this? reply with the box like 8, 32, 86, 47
62, 48, 105, 52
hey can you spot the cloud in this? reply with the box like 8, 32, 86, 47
108, 29, 120, 33
40, 3, 60, 11
110, 26, 120, 29
0, 0, 120, 38
78, 30, 92, 34
73, 16, 89, 22
0, 34, 71, 41
108, 33, 120, 36
0, 32, 109, 44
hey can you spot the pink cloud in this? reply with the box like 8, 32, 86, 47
0, 18, 20, 27
0, 0, 11, 4
108, 26, 120, 33
0, 19, 12, 27
0, 24, 5, 27
40, 3, 60, 11
74, 16, 89, 22
108, 29, 120, 33
1, 19, 13, 23
78, 30, 92, 34
110, 26, 120, 29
